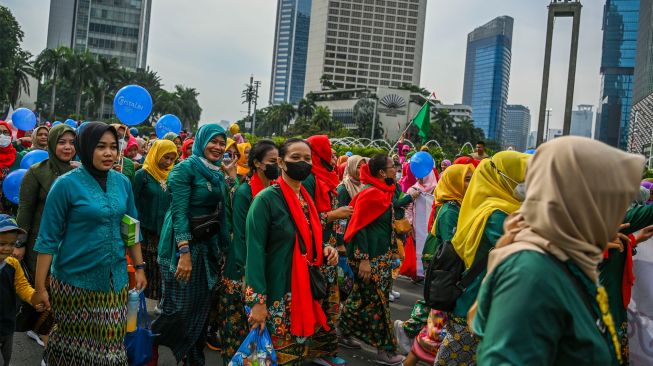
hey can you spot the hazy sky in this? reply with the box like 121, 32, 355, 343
4, 0, 604, 132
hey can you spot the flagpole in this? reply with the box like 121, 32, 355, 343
390, 92, 436, 152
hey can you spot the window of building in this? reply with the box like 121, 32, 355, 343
360, 48, 370, 54
404, 53, 414, 59
338, 39, 348, 45
361, 41, 370, 47
383, 51, 393, 57
370, 71, 380, 77
340, 16, 350, 23
392, 66, 402, 72
393, 59, 403, 65
403, 67, 413, 73
360, 56, 370, 62
371, 49, 382, 56
339, 24, 350, 30
337, 46, 347, 52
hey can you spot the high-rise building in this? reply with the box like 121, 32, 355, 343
462, 16, 513, 142
269, 0, 312, 105
571, 104, 594, 138
629, 0, 653, 153
46, 0, 152, 70
304, 0, 427, 95
503, 105, 530, 152
527, 130, 537, 149
595, 0, 639, 150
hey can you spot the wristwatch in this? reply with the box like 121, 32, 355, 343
14, 240, 25, 248
134, 262, 146, 270
178, 246, 190, 254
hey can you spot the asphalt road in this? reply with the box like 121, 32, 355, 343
10, 277, 421, 366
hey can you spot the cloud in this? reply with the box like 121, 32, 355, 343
5, 0, 603, 131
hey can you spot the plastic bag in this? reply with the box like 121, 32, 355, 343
124, 292, 154, 366
228, 326, 277, 366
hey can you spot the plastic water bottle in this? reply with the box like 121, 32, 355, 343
126, 290, 140, 332
391, 258, 402, 269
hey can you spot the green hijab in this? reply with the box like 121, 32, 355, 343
187, 124, 227, 186
163, 132, 179, 142
32, 124, 76, 191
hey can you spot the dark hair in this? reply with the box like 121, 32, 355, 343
368, 153, 389, 177
248, 139, 278, 172
279, 138, 311, 159
476, 141, 485, 146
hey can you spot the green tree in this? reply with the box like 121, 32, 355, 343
174, 85, 202, 131
297, 96, 317, 119
353, 98, 383, 138
68, 51, 98, 116
265, 103, 296, 135
95, 56, 121, 119
397, 83, 430, 97
7, 49, 36, 106
311, 105, 334, 131
35, 46, 72, 118
0, 5, 23, 107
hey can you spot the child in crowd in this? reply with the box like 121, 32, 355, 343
0, 214, 43, 365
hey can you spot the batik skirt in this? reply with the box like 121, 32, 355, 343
434, 315, 479, 366
339, 255, 396, 352
309, 264, 340, 359
142, 229, 162, 300
160, 253, 212, 365
44, 277, 128, 366
216, 278, 249, 364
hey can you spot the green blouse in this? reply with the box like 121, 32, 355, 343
422, 201, 460, 263
225, 181, 254, 281
452, 210, 507, 318
473, 251, 617, 366
346, 184, 412, 261
132, 169, 171, 235
336, 184, 353, 247
157, 159, 230, 289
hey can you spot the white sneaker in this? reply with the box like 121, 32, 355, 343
391, 290, 401, 299
26, 330, 45, 347
41, 360, 47, 366
375, 350, 405, 365
389, 293, 395, 302
393, 320, 412, 355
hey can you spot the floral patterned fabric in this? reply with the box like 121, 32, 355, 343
216, 278, 248, 364
434, 316, 479, 366
403, 300, 430, 338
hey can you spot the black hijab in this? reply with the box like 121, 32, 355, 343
75, 122, 118, 191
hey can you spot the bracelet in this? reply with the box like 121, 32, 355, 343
178, 245, 190, 254
134, 262, 146, 270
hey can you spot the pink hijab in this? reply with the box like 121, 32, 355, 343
410, 170, 438, 193
399, 161, 417, 192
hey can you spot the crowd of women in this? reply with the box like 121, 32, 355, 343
3, 118, 653, 366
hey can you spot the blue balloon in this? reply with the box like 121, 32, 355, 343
77, 121, 90, 133
409, 151, 435, 179
20, 149, 49, 170
155, 114, 182, 138
52, 121, 62, 126
2, 169, 27, 204
113, 85, 153, 126
12, 108, 36, 131
345, 151, 353, 157
64, 119, 77, 129
524, 149, 536, 155
130, 127, 139, 137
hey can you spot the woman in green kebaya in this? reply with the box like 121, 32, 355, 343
246, 138, 338, 366
471, 136, 641, 365
341, 153, 416, 366
218, 139, 279, 363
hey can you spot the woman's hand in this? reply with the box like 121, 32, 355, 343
222, 158, 238, 178
358, 259, 371, 282
330, 206, 353, 221
134, 269, 147, 291
324, 246, 338, 266
635, 225, 653, 244
175, 253, 192, 282
607, 223, 631, 252
249, 303, 269, 334
31, 290, 50, 312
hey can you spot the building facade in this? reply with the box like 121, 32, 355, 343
503, 105, 530, 152
46, 0, 151, 70
462, 16, 513, 142
433, 103, 473, 123
570, 104, 594, 138
269, 0, 312, 105
629, 0, 653, 153
304, 0, 427, 95
595, 0, 639, 150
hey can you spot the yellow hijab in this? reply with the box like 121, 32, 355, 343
452, 151, 530, 267
143, 139, 178, 185
236, 142, 251, 176
430, 164, 475, 235
226, 138, 236, 153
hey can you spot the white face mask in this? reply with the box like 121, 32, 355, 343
0, 135, 12, 148
513, 183, 526, 202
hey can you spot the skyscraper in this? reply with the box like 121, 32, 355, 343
629, 0, 653, 153
269, 0, 312, 105
595, 0, 639, 150
46, 0, 152, 70
462, 16, 513, 142
504, 105, 530, 152
303, 0, 427, 95
571, 104, 594, 138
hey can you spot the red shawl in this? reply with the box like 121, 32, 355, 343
278, 178, 329, 337
453, 156, 480, 167
0, 121, 17, 170
344, 164, 395, 243
250, 173, 266, 198
306, 135, 338, 213
181, 139, 194, 160
602, 233, 636, 309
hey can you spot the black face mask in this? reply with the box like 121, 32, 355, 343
384, 177, 395, 186
284, 160, 312, 181
263, 163, 280, 180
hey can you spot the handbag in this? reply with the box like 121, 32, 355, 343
393, 217, 412, 234
423, 241, 490, 312
124, 292, 154, 366
228, 326, 278, 366
189, 201, 223, 241
150, 311, 188, 348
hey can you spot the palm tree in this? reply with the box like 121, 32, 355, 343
297, 97, 316, 119
95, 56, 121, 119
311, 105, 333, 131
68, 51, 98, 116
174, 85, 202, 130
35, 46, 71, 117
8, 49, 36, 106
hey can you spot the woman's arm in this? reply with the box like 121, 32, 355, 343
14, 170, 40, 259
31, 253, 53, 311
